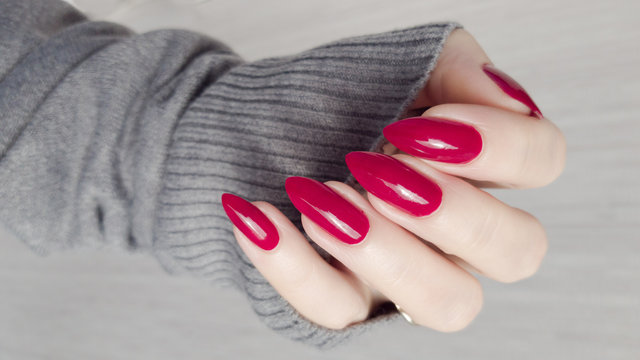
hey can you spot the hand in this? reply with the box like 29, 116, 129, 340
221, 29, 566, 331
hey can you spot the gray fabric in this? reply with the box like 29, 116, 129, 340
0, 0, 458, 348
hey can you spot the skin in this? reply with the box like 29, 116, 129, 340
231, 29, 566, 331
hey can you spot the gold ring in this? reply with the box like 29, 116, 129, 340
395, 303, 416, 325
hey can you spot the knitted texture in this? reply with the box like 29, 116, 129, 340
0, 0, 459, 348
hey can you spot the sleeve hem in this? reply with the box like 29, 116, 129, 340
153, 21, 462, 349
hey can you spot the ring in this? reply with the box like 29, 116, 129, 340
395, 303, 416, 325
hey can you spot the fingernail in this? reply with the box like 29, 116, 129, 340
345, 152, 442, 217
383, 117, 482, 164
482, 64, 543, 118
285, 177, 369, 245
221, 193, 279, 251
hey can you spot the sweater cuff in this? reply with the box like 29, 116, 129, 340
154, 22, 461, 348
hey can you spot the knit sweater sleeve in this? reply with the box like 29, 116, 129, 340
0, 0, 459, 348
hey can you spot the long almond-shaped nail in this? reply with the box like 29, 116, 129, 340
346, 152, 442, 217
285, 177, 369, 245
221, 193, 279, 251
483, 64, 543, 118
383, 117, 482, 164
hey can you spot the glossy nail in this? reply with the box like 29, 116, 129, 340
221, 193, 279, 251
383, 117, 482, 164
483, 64, 543, 118
345, 152, 442, 217
285, 177, 369, 245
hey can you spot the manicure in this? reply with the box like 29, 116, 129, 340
345, 152, 443, 217
482, 64, 543, 118
221, 193, 279, 251
383, 117, 482, 164
285, 177, 369, 245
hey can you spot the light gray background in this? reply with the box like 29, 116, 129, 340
1, 0, 639, 359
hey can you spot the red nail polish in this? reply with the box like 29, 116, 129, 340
383, 117, 482, 164
221, 193, 279, 251
482, 64, 543, 118
285, 177, 369, 245
345, 152, 442, 217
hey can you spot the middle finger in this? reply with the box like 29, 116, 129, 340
285, 176, 483, 332
346, 152, 548, 283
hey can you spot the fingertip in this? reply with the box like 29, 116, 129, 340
481, 63, 544, 118
221, 193, 279, 251
438, 276, 484, 333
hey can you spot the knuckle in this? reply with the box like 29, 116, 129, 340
522, 120, 567, 188
426, 30, 476, 105
460, 207, 501, 254
380, 246, 420, 292
536, 124, 567, 187
514, 128, 537, 185
518, 224, 548, 280
549, 126, 567, 182
321, 299, 369, 330
411, 277, 484, 332
437, 279, 484, 332
440, 28, 483, 65
497, 216, 548, 283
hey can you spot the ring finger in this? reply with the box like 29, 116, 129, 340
285, 177, 484, 332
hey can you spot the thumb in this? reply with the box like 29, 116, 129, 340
413, 29, 543, 118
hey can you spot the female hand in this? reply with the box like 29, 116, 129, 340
221, 29, 566, 331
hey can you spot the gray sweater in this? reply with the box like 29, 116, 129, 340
0, 0, 458, 348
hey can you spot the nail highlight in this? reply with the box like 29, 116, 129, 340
345, 152, 442, 217
285, 177, 369, 245
482, 64, 543, 118
383, 117, 482, 164
221, 193, 279, 251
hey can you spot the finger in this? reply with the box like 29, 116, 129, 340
221, 193, 372, 330
413, 29, 543, 118
345, 152, 548, 283
384, 104, 566, 188
285, 177, 483, 332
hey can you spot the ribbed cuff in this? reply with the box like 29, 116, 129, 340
153, 22, 461, 349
